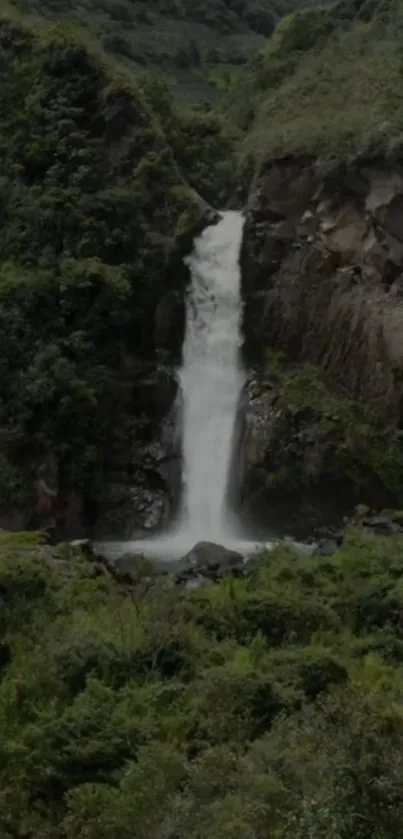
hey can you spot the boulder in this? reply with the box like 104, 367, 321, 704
93, 485, 170, 540
359, 513, 403, 536
175, 541, 244, 582
242, 160, 403, 425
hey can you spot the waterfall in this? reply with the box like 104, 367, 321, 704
176, 210, 245, 542
97, 210, 269, 560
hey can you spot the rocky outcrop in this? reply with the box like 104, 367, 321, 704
88, 361, 182, 540
90, 509, 403, 588
18, 361, 182, 542
242, 160, 403, 424
239, 160, 403, 533
238, 384, 351, 538
93, 540, 248, 590
237, 373, 386, 538
175, 541, 245, 583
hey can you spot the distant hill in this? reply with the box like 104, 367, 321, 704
11, 0, 317, 99
231, 0, 403, 176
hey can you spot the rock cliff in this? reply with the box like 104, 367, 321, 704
239, 159, 403, 535
243, 160, 403, 418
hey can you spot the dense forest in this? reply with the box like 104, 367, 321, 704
0, 9, 235, 535
3, 528, 403, 837
9, 0, 315, 98
2, 0, 403, 834
234, 0, 403, 174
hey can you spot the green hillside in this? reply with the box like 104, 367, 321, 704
232, 0, 403, 175
10, 0, 315, 99
2, 530, 403, 836
3, 2, 403, 837
0, 10, 236, 528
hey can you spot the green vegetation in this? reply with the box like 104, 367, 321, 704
0, 11, 237, 525
2, 1, 403, 835
3, 0, 401, 528
9, 0, 314, 100
3, 530, 403, 835
253, 355, 403, 507
234, 0, 403, 173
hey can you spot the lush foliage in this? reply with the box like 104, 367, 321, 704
255, 354, 403, 506
0, 13, 235, 525
2, 5, 403, 833
233, 0, 403, 173
10, 0, 314, 100
3, 530, 403, 836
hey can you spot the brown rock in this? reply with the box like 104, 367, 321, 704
242, 161, 403, 426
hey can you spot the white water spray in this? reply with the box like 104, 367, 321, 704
176, 210, 245, 541
98, 211, 270, 560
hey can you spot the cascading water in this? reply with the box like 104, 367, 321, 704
176, 210, 245, 542
98, 210, 269, 560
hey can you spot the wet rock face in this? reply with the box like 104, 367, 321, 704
239, 161, 403, 535
154, 290, 185, 362
92, 417, 181, 541
242, 161, 403, 424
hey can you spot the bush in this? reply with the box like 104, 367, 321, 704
2, 530, 403, 833
0, 14, 213, 524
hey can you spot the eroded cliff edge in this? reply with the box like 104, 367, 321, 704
240, 160, 403, 535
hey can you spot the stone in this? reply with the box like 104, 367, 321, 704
362, 515, 401, 536
175, 541, 244, 582
242, 159, 403, 435
94, 480, 171, 541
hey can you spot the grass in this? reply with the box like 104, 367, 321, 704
235, 0, 403, 172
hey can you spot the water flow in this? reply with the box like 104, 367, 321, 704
176, 210, 245, 542
97, 211, 270, 560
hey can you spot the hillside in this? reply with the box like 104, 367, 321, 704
236, 0, 403, 529
10, 0, 315, 100
2, 529, 403, 836
4, 1, 403, 837
233, 0, 403, 175
0, 10, 237, 537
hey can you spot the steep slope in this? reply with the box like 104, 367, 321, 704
236, 0, 403, 531
234, 0, 403, 172
11, 0, 316, 99
0, 12, 233, 537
